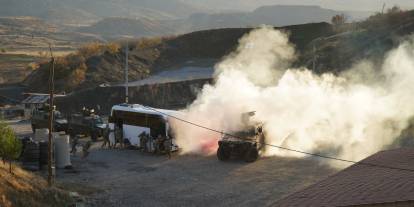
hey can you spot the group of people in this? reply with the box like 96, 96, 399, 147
101, 125, 123, 149
101, 125, 172, 159
139, 132, 172, 158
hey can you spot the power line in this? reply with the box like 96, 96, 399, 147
141, 105, 414, 173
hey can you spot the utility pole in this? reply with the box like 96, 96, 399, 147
125, 40, 129, 104
313, 43, 317, 73
47, 44, 55, 187
382, 3, 386, 14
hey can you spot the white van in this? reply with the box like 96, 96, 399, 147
109, 104, 180, 152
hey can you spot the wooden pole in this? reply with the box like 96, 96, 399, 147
47, 44, 55, 186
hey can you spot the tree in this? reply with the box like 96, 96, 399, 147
331, 14, 347, 26
0, 121, 22, 174
388, 5, 402, 14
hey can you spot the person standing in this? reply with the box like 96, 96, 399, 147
164, 136, 172, 159
101, 124, 111, 149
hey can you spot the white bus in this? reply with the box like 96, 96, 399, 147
109, 104, 180, 152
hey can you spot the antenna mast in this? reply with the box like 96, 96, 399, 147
125, 40, 129, 104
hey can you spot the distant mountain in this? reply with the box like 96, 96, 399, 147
78, 17, 174, 39
77, 5, 371, 40
178, 5, 368, 32
0, 0, 204, 24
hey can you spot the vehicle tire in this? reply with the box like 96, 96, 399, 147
68, 128, 75, 137
217, 146, 231, 161
39, 141, 49, 167
244, 147, 259, 163
23, 142, 40, 171
91, 132, 98, 142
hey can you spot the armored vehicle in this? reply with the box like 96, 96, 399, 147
30, 106, 68, 133
217, 112, 265, 162
67, 109, 106, 141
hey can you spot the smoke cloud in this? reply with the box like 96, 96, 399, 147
171, 26, 414, 167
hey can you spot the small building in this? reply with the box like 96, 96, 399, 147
21, 93, 66, 118
273, 148, 414, 207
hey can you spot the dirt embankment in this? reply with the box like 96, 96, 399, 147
0, 162, 73, 207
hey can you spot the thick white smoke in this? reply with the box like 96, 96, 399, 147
171, 26, 414, 167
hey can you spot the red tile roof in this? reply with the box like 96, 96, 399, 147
273, 148, 414, 207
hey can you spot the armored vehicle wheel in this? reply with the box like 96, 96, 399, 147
217, 146, 231, 161
244, 147, 259, 162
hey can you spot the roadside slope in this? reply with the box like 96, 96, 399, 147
0, 162, 73, 207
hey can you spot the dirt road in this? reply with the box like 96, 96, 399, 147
59, 144, 337, 207
9, 120, 338, 207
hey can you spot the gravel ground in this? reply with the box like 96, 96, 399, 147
8, 120, 339, 207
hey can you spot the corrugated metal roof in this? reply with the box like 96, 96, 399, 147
273, 148, 414, 207
21, 95, 49, 104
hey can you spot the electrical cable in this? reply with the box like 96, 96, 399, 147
141, 105, 414, 173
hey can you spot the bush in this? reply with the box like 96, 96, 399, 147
135, 37, 164, 49
78, 42, 104, 58
0, 121, 22, 174
106, 43, 120, 54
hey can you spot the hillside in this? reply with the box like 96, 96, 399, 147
24, 22, 334, 93
23, 9, 414, 99
79, 5, 371, 40
0, 162, 73, 207
300, 9, 414, 73
0, 16, 103, 85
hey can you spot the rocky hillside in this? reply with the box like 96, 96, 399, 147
24, 22, 334, 93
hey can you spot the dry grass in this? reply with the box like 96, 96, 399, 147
0, 162, 73, 207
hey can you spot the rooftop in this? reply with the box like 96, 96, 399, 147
273, 148, 414, 207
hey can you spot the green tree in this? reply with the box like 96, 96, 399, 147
0, 121, 22, 174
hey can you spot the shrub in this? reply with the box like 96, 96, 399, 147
78, 42, 104, 58
135, 37, 164, 49
106, 43, 120, 54
68, 63, 87, 88
0, 121, 22, 174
